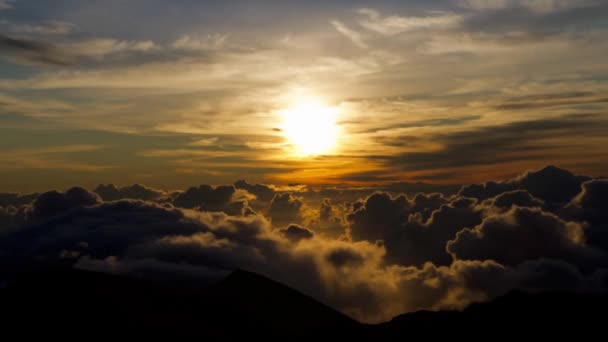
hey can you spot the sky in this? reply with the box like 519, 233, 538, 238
1, 0, 608, 191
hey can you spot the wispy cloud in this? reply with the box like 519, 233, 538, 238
0, 145, 110, 171
357, 8, 462, 35
0, 0, 13, 11
6, 20, 75, 35
331, 20, 368, 48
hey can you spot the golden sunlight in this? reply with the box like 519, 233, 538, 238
280, 98, 341, 156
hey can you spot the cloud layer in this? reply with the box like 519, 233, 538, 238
1, 165, 608, 323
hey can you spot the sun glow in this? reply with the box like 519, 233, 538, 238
280, 98, 340, 156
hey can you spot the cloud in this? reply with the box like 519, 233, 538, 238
0, 205, 27, 233
30, 187, 102, 220
7, 21, 75, 35
460, 165, 590, 203
0, 0, 13, 10
0, 34, 75, 66
65, 38, 160, 60
234, 180, 276, 202
331, 20, 368, 48
482, 190, 544, 209
457, 0, 511, 11
94, 184, 167, 201
346, 192, 483, 267
171, 34, 227, 51
0, 198, 525, 322
567, 179, 608, 251
2, 165, 608, 323
347, 192, 410, 242
357, 8, 463, 35
279, 224, 315, 243
457, 0, 599, 13
173, 185, 249, 215
0, 145, 110, 172
268, 193, 304, 227
386, 198, 483, 267
0, 167, 608, 322
570, 179, 608, 211
376, 115, 608, 178
410, 193, 450, 220
495, 92, 608, 110
447, 206, 596, 267
0, 192, 38, 207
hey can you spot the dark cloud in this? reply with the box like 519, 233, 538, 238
459, 165, 590, 203
0, 205, 27, 233
410, 193, 449, 220
495, 96, 608, 111
362, 115, 482, 134
567, 179, 608, 251
447, 206, 597, 267
482, 190, 544, 209
2, 165, 608, 323
279, 224, 314, 243
570, 179, 608, 212
320, 198, 333, 222
0, 34, 74, 66
0, 192, 38, 207
375, 115, 608, 173
234, 180, 276, 202
347, 191, 484, 267
325, 247, 365, 269
516, 165, 591, 203
268, 193, 303, 227
94, 184, 166, 201
173, 185, 248, 215
461, 1, 608, 35
31, 187, 101, 219
386, 199, 483, 267
347, 192, 410, 242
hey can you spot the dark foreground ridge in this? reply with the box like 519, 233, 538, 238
1, 267, 606, 339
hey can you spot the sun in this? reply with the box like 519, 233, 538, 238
280, 98, 340, 156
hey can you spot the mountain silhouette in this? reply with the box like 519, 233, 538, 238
1, 266, 605, 339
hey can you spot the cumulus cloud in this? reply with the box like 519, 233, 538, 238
387, 199, 483, 267
447, 206, 597, 267
173, 185, 249, 215
2, 165, 608, 323
94, 184, 167, 201
482, 190, 544, 209
459, 165, 590, 203
0, 192, 38, 207
268, 193, 304, 227
279, 224, 315, 243
347, 192, 410, 242
30, 187, 102, 219
234, 180, 275, 202
0, 198, 571, 323
346, 191, 485, 267
567, 179, 608, 251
